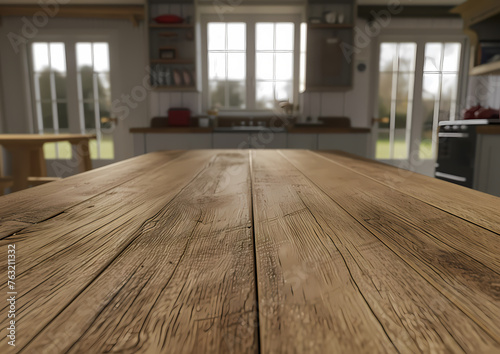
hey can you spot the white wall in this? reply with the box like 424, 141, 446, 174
466, 76, 500, 110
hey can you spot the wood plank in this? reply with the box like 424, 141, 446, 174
0, 150, 184, 238
0, 150, 218, 350
14, 151, 257, 353
280, 150, 500, 342
315, 150, 500, 235
251, 150, 500, 353
250, 150, 397, 353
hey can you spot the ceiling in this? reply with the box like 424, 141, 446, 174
0, 0, 466, 4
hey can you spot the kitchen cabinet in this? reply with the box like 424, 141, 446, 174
305, 0, 356, 90
213, 133, 287, 149
135, 133, 211, 154
318, 133, 370, 157
287, 134, 318, 149
474, 134, 500, 197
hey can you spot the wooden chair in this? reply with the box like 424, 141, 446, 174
0, 147, 13, 195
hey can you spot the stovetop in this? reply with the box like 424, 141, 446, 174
439, 119, 500, 126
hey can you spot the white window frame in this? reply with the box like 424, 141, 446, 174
201, 14, 301, 114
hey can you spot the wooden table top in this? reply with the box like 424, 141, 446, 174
0, 134, 96, 146
1, 150, 499, 353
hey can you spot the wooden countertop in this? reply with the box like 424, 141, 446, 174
1, 150, 500, 353
287, 126, 370, 133
477, 125, 500, 134
130, 127, 370, 134
129, 127, 214, 133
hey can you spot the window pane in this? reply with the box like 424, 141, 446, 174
209, 53, 226, 80
395, 100, 409, 129
49, 43, 66, 72
275, 81, 292, 101
396, 73, 413, 101
256, 81, 274, 109
394, 129, 408, 159
398, 43, 416, 72
57, 102, 68, 129
256, 23, 274, 51
443, 43, 461, 72
208, 23, 225, 50
55, 72, 67, 100
379, 43, 397, 72
228, 81, 245, 108
209, 81, 225, 108
41, 101, 53, 130
424, 43, 443, 71
83, 102, 96, 129
97, 73, 111, 102
227, 53, 245, 80
422, 73, 440, 100
275, 23, 294, 51
378, 72, 392, 129
36, 73, 51, 101
93, 43, 110, 72
33, 43, 49, 72
441, 73, 458, 102
275, 53, 293, 80
227, 23, 245, 51
79, 69, 94, 100
76, 43, 93, 69
376, 131, 390, 159
256, 53, 273, 80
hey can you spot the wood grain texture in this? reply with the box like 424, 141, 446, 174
315, 150, 500, 234
3, 151, 258, 353
0, 150, 218, 351
251, 150, 500, 353
280, 150, 500, 343
1, 149, 500, 353
0, 150, 184, 238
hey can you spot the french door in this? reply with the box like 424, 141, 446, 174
28, 36, 126, 170
373, 36, 467, 177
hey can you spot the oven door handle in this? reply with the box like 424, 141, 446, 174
438, 132, 469, 138
435, 172, 467, 183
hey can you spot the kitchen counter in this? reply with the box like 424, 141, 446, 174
1, 150, 499, 352
130, 127, 214, 133
477, 125, 500, 134
287, 126, 370, 133
129, 126, 370, 134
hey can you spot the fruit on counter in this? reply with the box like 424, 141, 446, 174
463, 105, 481, 119
474, 107, 499, 119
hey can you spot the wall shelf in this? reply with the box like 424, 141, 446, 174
149, 23, 194, 29
469, 60, 500, 76
451, 0, 500, 76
